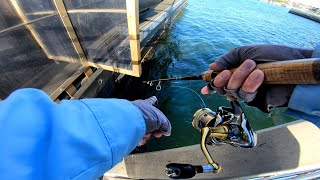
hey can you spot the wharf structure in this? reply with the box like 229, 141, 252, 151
289, 8, 320, 23
0, 0, 188, 101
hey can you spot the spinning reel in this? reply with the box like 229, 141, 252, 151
165, 98, 257, 179
163, 46, 320, 178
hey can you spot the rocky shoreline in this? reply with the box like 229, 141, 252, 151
261, 0, 320, 23
260, 0, 320, 15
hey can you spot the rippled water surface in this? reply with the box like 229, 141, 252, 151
118, 0, 320, 151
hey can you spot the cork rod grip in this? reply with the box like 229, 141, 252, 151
202, 58, 320, 84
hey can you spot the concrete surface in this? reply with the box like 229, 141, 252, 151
106, 120, 320, 179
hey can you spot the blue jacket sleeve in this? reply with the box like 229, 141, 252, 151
286, 85, 320, 127
0, 88, 146, 180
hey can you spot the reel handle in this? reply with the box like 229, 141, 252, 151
165, 163, 197, 179
166, 163, 218, 179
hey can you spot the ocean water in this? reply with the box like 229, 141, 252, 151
113, 0, 320, 151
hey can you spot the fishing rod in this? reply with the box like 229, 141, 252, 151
142, 75, 203, 84
144, 58, 320, 86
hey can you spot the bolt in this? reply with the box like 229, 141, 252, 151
98, 79, 103, 85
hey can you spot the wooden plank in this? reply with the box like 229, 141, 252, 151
54, 99, 61, 104
84, 68, 94, 78
65, 84, 77, 97
9, 0, 51, 58
49, 55, 139, 77
53, 0, 90, 69
126, 0, 141, 77
49, 66, 88, 100
86, 62, 138, 77
73, 69, 104, 99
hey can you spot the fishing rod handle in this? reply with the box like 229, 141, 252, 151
202, 58, 320, 84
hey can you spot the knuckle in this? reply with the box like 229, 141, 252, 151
242, 82, 255, 93
242, 71, 264, 93
214, 70, 231, 88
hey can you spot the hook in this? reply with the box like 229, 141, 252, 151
156, 81, 162, 91
147, 81, 153, 86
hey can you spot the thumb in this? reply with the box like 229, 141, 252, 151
146, 106, 171, 136
144, 96, 158, 106
158, 115, 171, 136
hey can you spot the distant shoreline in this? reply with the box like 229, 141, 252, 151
260, 0, 320, 16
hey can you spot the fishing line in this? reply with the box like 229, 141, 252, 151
146, 80, 207, 108
171, 85, 207, 108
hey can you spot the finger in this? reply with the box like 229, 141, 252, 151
242, 69, 264, 93
213, 70, 232, 88
153, 131, 163, 138
138, 138, 147, 146
209, 62, 224, 71
144, 133, 152, 139
160, 130, 171, 136
227, 59, 256, 90
145, 96, 158, 105
159, 122, 171, 136
201, 70, 231, 95
157, 115, 171, 136
201, 86, 210, 95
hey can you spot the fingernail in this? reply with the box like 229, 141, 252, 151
201, 86, 209, 94
250, 70, 264, 81
251, 72, 260, 80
